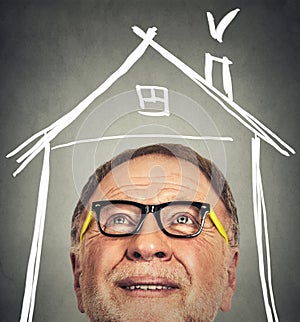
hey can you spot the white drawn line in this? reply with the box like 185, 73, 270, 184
207, 8, 240, 43
252, 136, 279, 322
136, 85, 170, 116
6, 27, 158, 177
204, 54, 233, 100
133, 26, 295, 156
6, 25, 295, 178
20, 141, 50, 322
257, 150, 279, 322
132, 26, 295, 157
51, 134, 234, 150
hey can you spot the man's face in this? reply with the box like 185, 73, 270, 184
72, 154, 239, 322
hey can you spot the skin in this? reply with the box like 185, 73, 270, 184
71, 154, 239, 322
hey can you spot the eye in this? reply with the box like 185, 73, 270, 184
174, 213, 194, 225
112, 215, 127, 225
106, 214, 131, 226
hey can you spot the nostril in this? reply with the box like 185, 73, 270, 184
155, 252, 165, 258
133, 251, 141, 259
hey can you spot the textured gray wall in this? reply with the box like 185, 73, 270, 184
0, 1, 299, 321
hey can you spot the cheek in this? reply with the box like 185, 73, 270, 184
82, 235, 128, 277
174, 237, 225, 282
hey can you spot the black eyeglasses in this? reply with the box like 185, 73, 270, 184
79, 200, 228, 242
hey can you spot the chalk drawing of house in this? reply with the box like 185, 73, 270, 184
6, 26, 295, 322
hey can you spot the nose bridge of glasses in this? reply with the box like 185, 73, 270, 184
144, 205, 156, 214
139, 207, 163, 234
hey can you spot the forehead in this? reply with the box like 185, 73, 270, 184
93, 154, 218, 203
92, 154, 220, 206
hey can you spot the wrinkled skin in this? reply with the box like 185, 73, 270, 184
71, 154, 239, 322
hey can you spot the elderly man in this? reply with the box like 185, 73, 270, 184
70, 143, 240, 322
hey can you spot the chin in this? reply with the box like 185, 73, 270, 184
85, 302, 216, 322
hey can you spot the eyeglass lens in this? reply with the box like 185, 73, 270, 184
99, 203, 204, 236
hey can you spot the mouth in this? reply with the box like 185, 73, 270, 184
117, 276, 180, 297
122, 284, 175, 290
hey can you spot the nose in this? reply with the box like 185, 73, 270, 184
126, 213, 172, 261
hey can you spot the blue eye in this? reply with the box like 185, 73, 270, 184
113, 216, 127, 224
176, 214, 193, 224
105, 213, 140, 229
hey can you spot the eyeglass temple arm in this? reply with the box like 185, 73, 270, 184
80, 210, 93, 242
209, 209, 228, 244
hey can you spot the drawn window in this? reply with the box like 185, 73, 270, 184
136, 85, 170, 116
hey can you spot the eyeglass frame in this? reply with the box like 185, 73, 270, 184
80, 200, 228, 243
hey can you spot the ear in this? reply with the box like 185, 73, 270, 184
220, 248, 240, 312
70, 250, 85, 313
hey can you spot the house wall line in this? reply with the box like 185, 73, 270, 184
252, 136, 279, 322
20, 141, 50, 322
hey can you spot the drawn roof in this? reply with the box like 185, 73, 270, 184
6, 26, 295, 177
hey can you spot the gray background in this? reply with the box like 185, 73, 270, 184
1, 1, 299, 321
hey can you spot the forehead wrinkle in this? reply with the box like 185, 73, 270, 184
101, 172, 204, 192
128, 172, 204, 186
93, 154, 218, 204
103, 179, 202, 194
98, 182, 211, 204
121, 185, 200, 196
